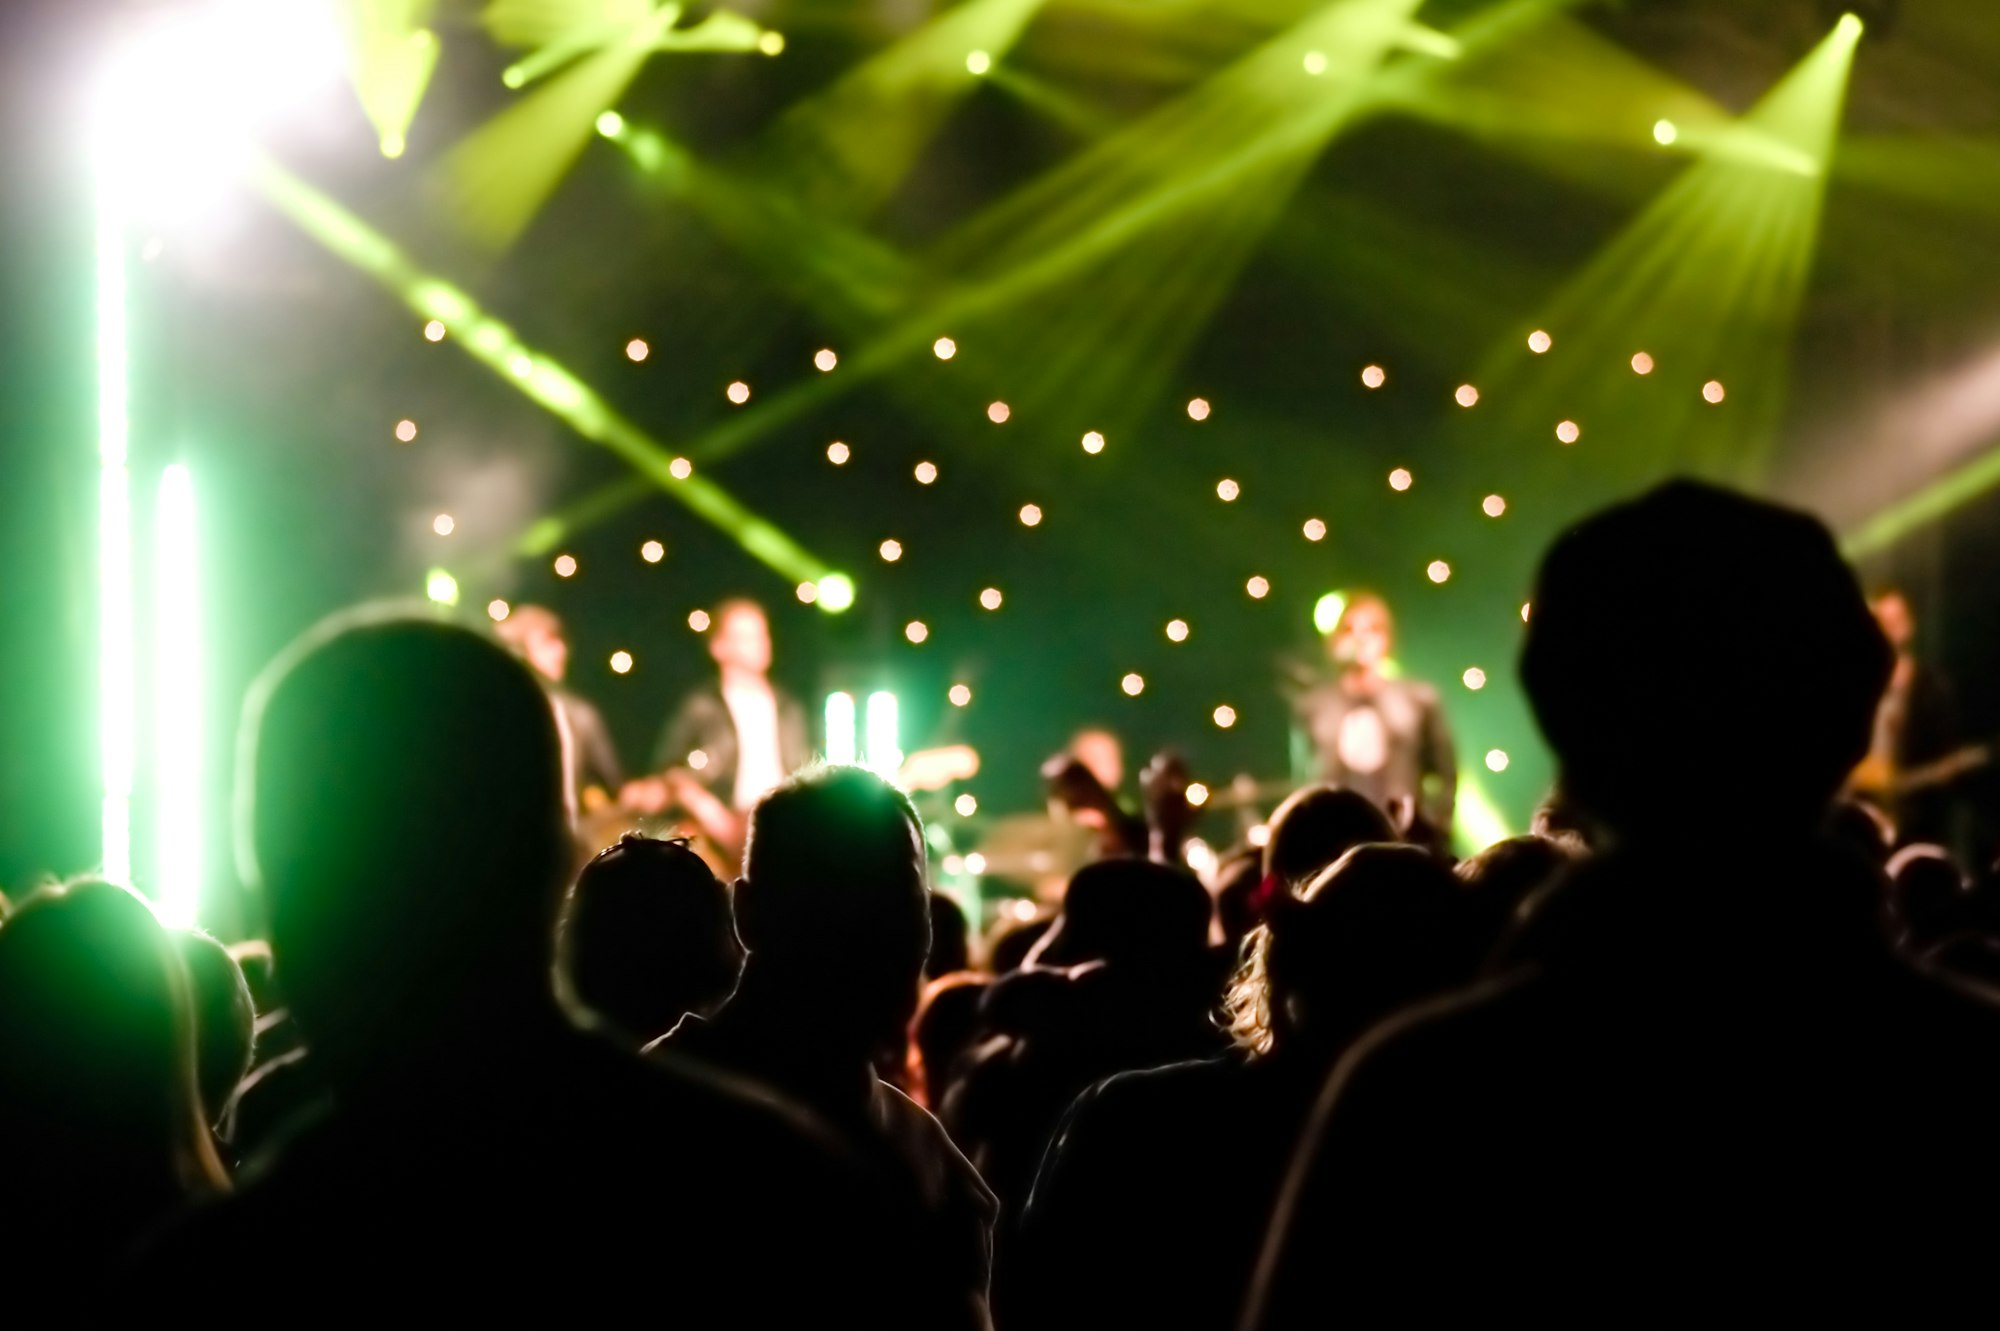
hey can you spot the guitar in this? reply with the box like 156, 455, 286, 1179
1848, 742, 1994, 801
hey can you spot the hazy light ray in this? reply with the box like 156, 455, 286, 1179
341, 0, 441, 157
252, 156, 834, 588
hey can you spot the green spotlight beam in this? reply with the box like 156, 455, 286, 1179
95, 115, 135, 886
340, 0, 441, 158
1841, 439, 2000, 560
250, 157, 839, 593
153, 463, 202, 927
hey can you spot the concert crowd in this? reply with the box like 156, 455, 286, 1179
6, 479, 2000, 1325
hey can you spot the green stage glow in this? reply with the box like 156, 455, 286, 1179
153, 464, 202, 927
426, 567, 460, 605
865, 691, 902, 778
95, 107, 135, 886
1312, 590, 1349, 636
1842, 443, 2000, 561
816, 573, 857, 613
251, 157, 838, 597
339, 1, 439, 158
1453, 771, 1514, 853
824, 691, 857, 765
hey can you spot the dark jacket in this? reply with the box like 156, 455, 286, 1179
652, 681, 811, 804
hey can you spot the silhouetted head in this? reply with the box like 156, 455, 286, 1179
985, 909, 1053, 975
559, 835, 744, 1044
1522, 481, 1889, 842
172, 930, 256, 1128
1827, 798, 1897, 870
1264, 785, 1396, 887
1030, 857, 1212, 974
1212, 848, 1268, 954
1870, 587, 1915, 653
1069, 727, 1125, 792
912, 971, 988, 1106
708, 598, 772, 677
1224, 845, 1479, 1059
0, 881, 225, 1192
735, 765, 929, 1049
1455, 835, 1577, 935
495, 603, 569, 684
240, 610, 573, 1082
1327, 592, 1394, 671
1885, 844, 1969, 950
927, 891, 971, 979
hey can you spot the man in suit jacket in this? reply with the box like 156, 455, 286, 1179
654, 598, 811, 812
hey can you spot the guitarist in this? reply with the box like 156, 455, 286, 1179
1854, 587, 1960, 842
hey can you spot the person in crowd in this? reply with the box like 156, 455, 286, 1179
649, 764, 997, 1325
1851, 586, 1961, 843
1883, 843, 1972, 955
171, 930, 257, 1133
912, 971, 989, 1109
0, 880, 229, 1301
929, 891, 972, 979
1244, 480, 2000, 1325
983, 908, 1054, 974
137, 610, 958, 1324
494, 602, 625, 804
1452, 833, 1579, 949
1012, 845, 1486, 1330
556, 833, 743, 1046
943, 858, 1223, 1227
1246, 784, 1397, 920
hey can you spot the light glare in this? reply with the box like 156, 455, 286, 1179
487, 598, 510, 621
1389, 468, 1412, 491
1081, 431, 1105, 454
979, 587, 1002, 610
609, 650, 633, 674
1213, 705, 1237, 729
914, 461, 937, 484
1187, 397, 1211, 421
1427, 560, 1451, 584
1528, 330, 1552, 353
1303, 518, 1327, 541
1361, 364, 1386, 389
433, 513, 455, 536
1019, 504, 1042, 527
1556, 420, 1581, 444
553, 553, 577, 577
641, 539, 665, 563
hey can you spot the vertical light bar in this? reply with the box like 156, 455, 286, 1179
824, 691, 857, 765
865, 690, 902, 778
95, 101, 135, 885
153, 464, 201, 926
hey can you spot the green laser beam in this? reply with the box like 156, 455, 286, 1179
250, 155, 841, 593
1841, 440, 2000, 560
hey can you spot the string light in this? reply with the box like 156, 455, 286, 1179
758, 31, 784, 55
1361, 364, 1386, 389
964, 852, 988, 876
1246, 576, 1270, 599
609, 650, 633, 674
933, 337, 956, 360
640, 539, 665, 563
979, 587, 1003, 610
625, 338, 648, 362
1121, 672, 1145, 697
1213, 705, 1237, 729
987, 401, 1010, 424
1482, 494, 1507, 517
668, 457, 692, 479
1556, 420, 1580, 444
487, 598, 510, 622
432, 513, 455, 536
1216, 479, 1240, 502
1185, 782, 1209, 807
1703, 380, 1726, 403
879, 539, 902, 562
554, 554, 577, 577
796, 581, 818, 604
726, 380, 751, 404
1081, 431, 1105, 454
1187, 397, 1211, 421
1389, 468, 1412, 491
813, 348, 837, 372
1019, 504, 1042, 527
688, 609, 710, 631
1463, 667, 1487, 690
1455, 384, 1479, 407
965, 50, 991, 75
955, 792, 979, 816
1426, 560, 1451, 584
827, 441, 850, 465
1528, 330, 1552, 353
1486, 749, 1511, 772
1630, 351, 1654, 375
394, 419, 417, 443
905, 620, 929, 644
423, 320, 446, 342
948, 683, 972, 707
1303, 518, 1326, 541
914, 461, 937, 484
1166, 618, 1189, 642
1652, 119, 1677, 146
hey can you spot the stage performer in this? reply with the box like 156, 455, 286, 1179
495, 604, 624, 807
1292, 592, 1457, 838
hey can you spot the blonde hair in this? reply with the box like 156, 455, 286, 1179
1219, 923, 1279, 1056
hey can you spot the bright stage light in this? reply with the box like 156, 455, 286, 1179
904, 621, 929, 644
1463, 667, 1487, 691
979, 587, 1003, 610
1187, 397, 1211, 421
1166, 619, 1189, 643
726, 380, 751, 404
1631, 351, 1655, 375
1482, 494, 1507, 517
151, 464, 201, 926
1486, 749, 1510, 773
609, 650, 633, 674
641, 539, 665, 563
816, 574, 856, 612
828, 441, 850, 465
1455, 383, 1480, 407
1121, 673, 1145, 697
1653, 119, 1678, 146
966, 50, 992, 76
395, 419, 418, 443
796, 581, 818, 604
758, 30, 785, 56
1186, 782, 1209, 807
1019, 504, 1042, 527
424, 320, 447, 342
1361, 365, 1386, 389
987, 401, 1011, 423
955, 793, 979, 817
553, 554, 577, 577
433, 513, 455, 535
1703, 379, 1726, 403
814, 348, 838, 372
626, 338, 649, 362
1246, 576, 1270, 599
668, 457, 692, 479
596, 110, 626, 139
865, 691, 901, 776
914, 461, 938, 484
1213, 705, 1237, 729
689, 609, 711, 631
1217, 479, 1240, 502
1528, 330, 1552, 354
1303, 518, 1326, 541
879, 539, 903, 562
825, 692, 857, 766
934, 337, 957, 360
1427, 560, 1451, 584
426, 567, 459, 605
949, 683, 972, 707
1303, 50, 1329, 76
488, 599, 511, 621
1313, 592, 1347, 636
1389, 468, 1412, 491
1081, 431, 1105, 454
1556, 419, 1581, 443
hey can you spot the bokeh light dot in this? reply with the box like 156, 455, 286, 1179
879, 539, 903, 562
905, 620, 929, 644
1213, 705, 1237, 729
394, 418, 417, 443
979, 587, 1003, 610
640, 539, 665, 563
1302, 518, 1327, 542
965, 49, 991, 75
914, 460, 937, 484
827, 441, 850, 465
1426, 560, 1451, 584
1455, 383, 1480, 407
1303, 49, 1328, 75
1631, 351, 1654, 375
1486, 749, 1511, 772
1361, 364, 1386, 389
554, 554, 577, 578
1528, 330, 1552, 354
1389, 467, 1413, 491
1482, 494, 1507, 518
955, 792, 979, 816
1217, 478, 1240, 502
432, 513, 455, 536
1019, 504, 1042, 527
1121, 672, 1145, 697
1081, 431, 1105, 454
625, 338, 648, 362
1186, 782, 1209, 807
795, 581, 818, 604
688, 609, 710, 632
487, 598, 510, 622
1187, 397, 1211, 421
933, 336, 956, 360
1246, 576, 1270, 599
948, 683, 972, 708
1703, 379, 1726, 403
987, 401, 1010, 424
423, 320, 446, 342
668, 457, 692, 479
813, 348, 837, 372
1463, 667, 1487, 691
1555, 420, 1580, 444
609, 650, 633, 675
1166, 618, 1189, 643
